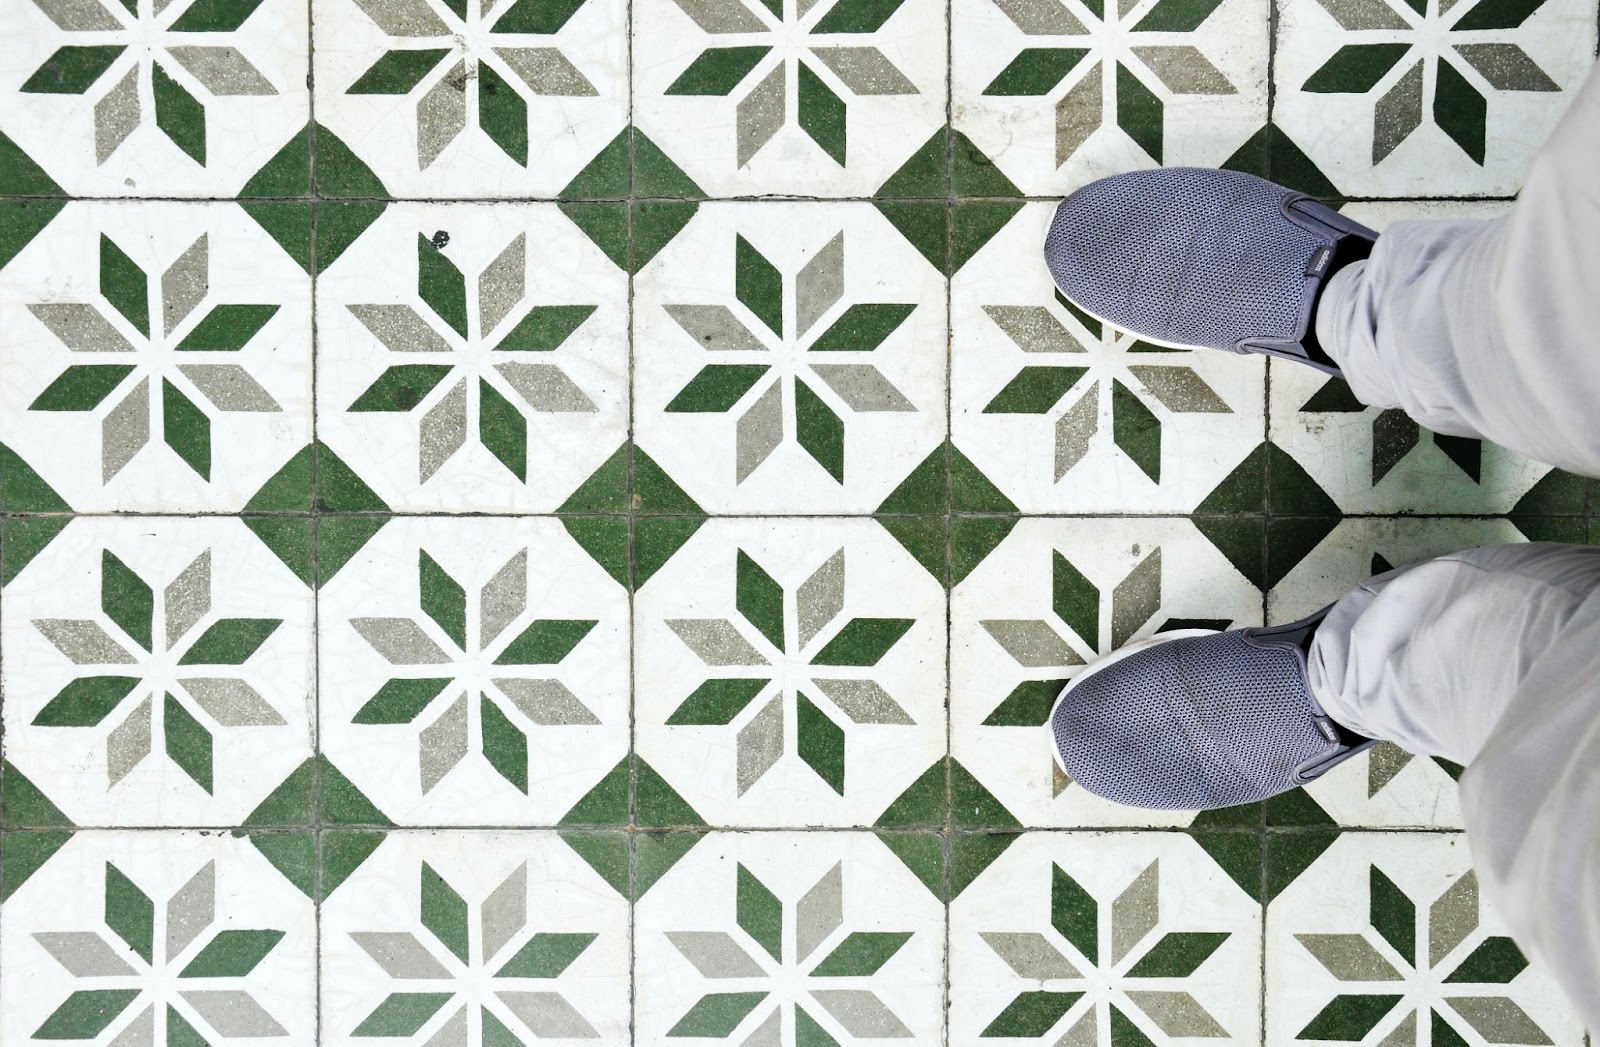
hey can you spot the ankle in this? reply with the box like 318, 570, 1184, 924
1301, 234, 1373, 369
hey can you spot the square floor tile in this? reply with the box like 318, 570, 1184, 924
952, 831, 1263, 1044
0, 0, 310, 197
316, 202, 629, 513
1267, 515, 1528, 624
632, 0, 947, 197
318, 517, 630, 825
1267, 515, 1554, 830
1297, 740, 1468, 829
951, 518, 1263, 828
952, 0, 1269, 195
1271, 201, 1558, 517
2, 517, 314, 826
1273, 0, 1597, 196
634, 831, 945, 1042
635, 518, 947, 826
633, 202, 947, 514
321, 830, 631, 1045
0, 201, 312, 513
312, 0, 629, 199
1270, 360, 1555, 515
953, 202, 1268, 513
1267, 832, 1586, 1045
0, 830, 316, 1045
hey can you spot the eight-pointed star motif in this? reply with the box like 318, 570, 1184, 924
978, 545, 1205, 797
661, 0, 920, 166
665, 546, 917, 796
665, 861, 917, 1040
26, 232, 284, 484
30, 860, 289, 1042
978, 859, 1233, 1041
663, 231, 918, 484
21, 0, 279, 164
1296, 866, 1552, 1044
30, 547, 286, 793
348, 860, 602, 1040
346, 232, 600, 484
1300, 0, 1560, 164
345, 0, 601, 168
982, 289, 1232, 484
348, 547, 602, 795
981, 0, 1239, 164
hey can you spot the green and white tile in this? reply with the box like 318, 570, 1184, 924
631, 0, 947, 196
951, 518, 1263, 828
311, 0, 629, 199
315, 202, 628, 513
633, 831, 945, 1042
1266, 515, 1529, 625
0, 830, 316, 1045
1270, 360, 1555, 515
1272, 0, 1596, 195
951, 831, 1262, 1044
1266, 833, 1586, 1044
1270, 203, 1562, 516
633, 203, 947, 513
1265, 516, 1555, 829
0, 202, 312, 513
953, 203, 1267, 513
0, 0, 310, 196
318, 517, 629, 825
2, 517, 314, 826
635, 518, 947, 826
321, 830, 630, 1045
952, 0, 1269, 194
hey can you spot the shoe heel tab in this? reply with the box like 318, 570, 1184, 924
1282, 196, 1379, 244
1293, 737, 1379, 784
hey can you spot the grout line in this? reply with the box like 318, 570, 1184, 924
4, 509, 1571, 521
624, 0, 640, 1038
305, 3, 325, 1042
1259, 794, 1270, 1047
1259, 377, 1273, 1044
5, 822, 1472, 834
0, 382, 6, 1020
943, 0, 956, 1036
0, 192, 1527, 205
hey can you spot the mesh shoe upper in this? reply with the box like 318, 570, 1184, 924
1050, 625, 1370, 810
1044, 167, 1331, 353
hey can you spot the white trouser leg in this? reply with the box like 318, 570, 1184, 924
1316, 60, 1600, 477
1307, 543, 1600, 1032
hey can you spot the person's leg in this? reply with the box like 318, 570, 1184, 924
1307, 543, 1600, 1031
1317, 62, 1600, 477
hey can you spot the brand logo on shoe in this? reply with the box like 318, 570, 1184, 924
1305, 246, 1334, 279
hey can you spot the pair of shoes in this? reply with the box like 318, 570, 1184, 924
1047, 608, 1376, 810
1044, 166, 1376, 376
1041, 168, 1378, 810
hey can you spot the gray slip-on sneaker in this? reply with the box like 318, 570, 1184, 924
1044, 167, 1375, 376
1048, 608, 1376, 811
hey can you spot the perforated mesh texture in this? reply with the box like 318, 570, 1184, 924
1044, 167, 1326, 351
1050, 631, 1337, 809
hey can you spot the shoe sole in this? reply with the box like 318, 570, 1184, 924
1047, 628, 1219, 778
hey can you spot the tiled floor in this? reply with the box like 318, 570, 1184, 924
0, 0, 1595, 1042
